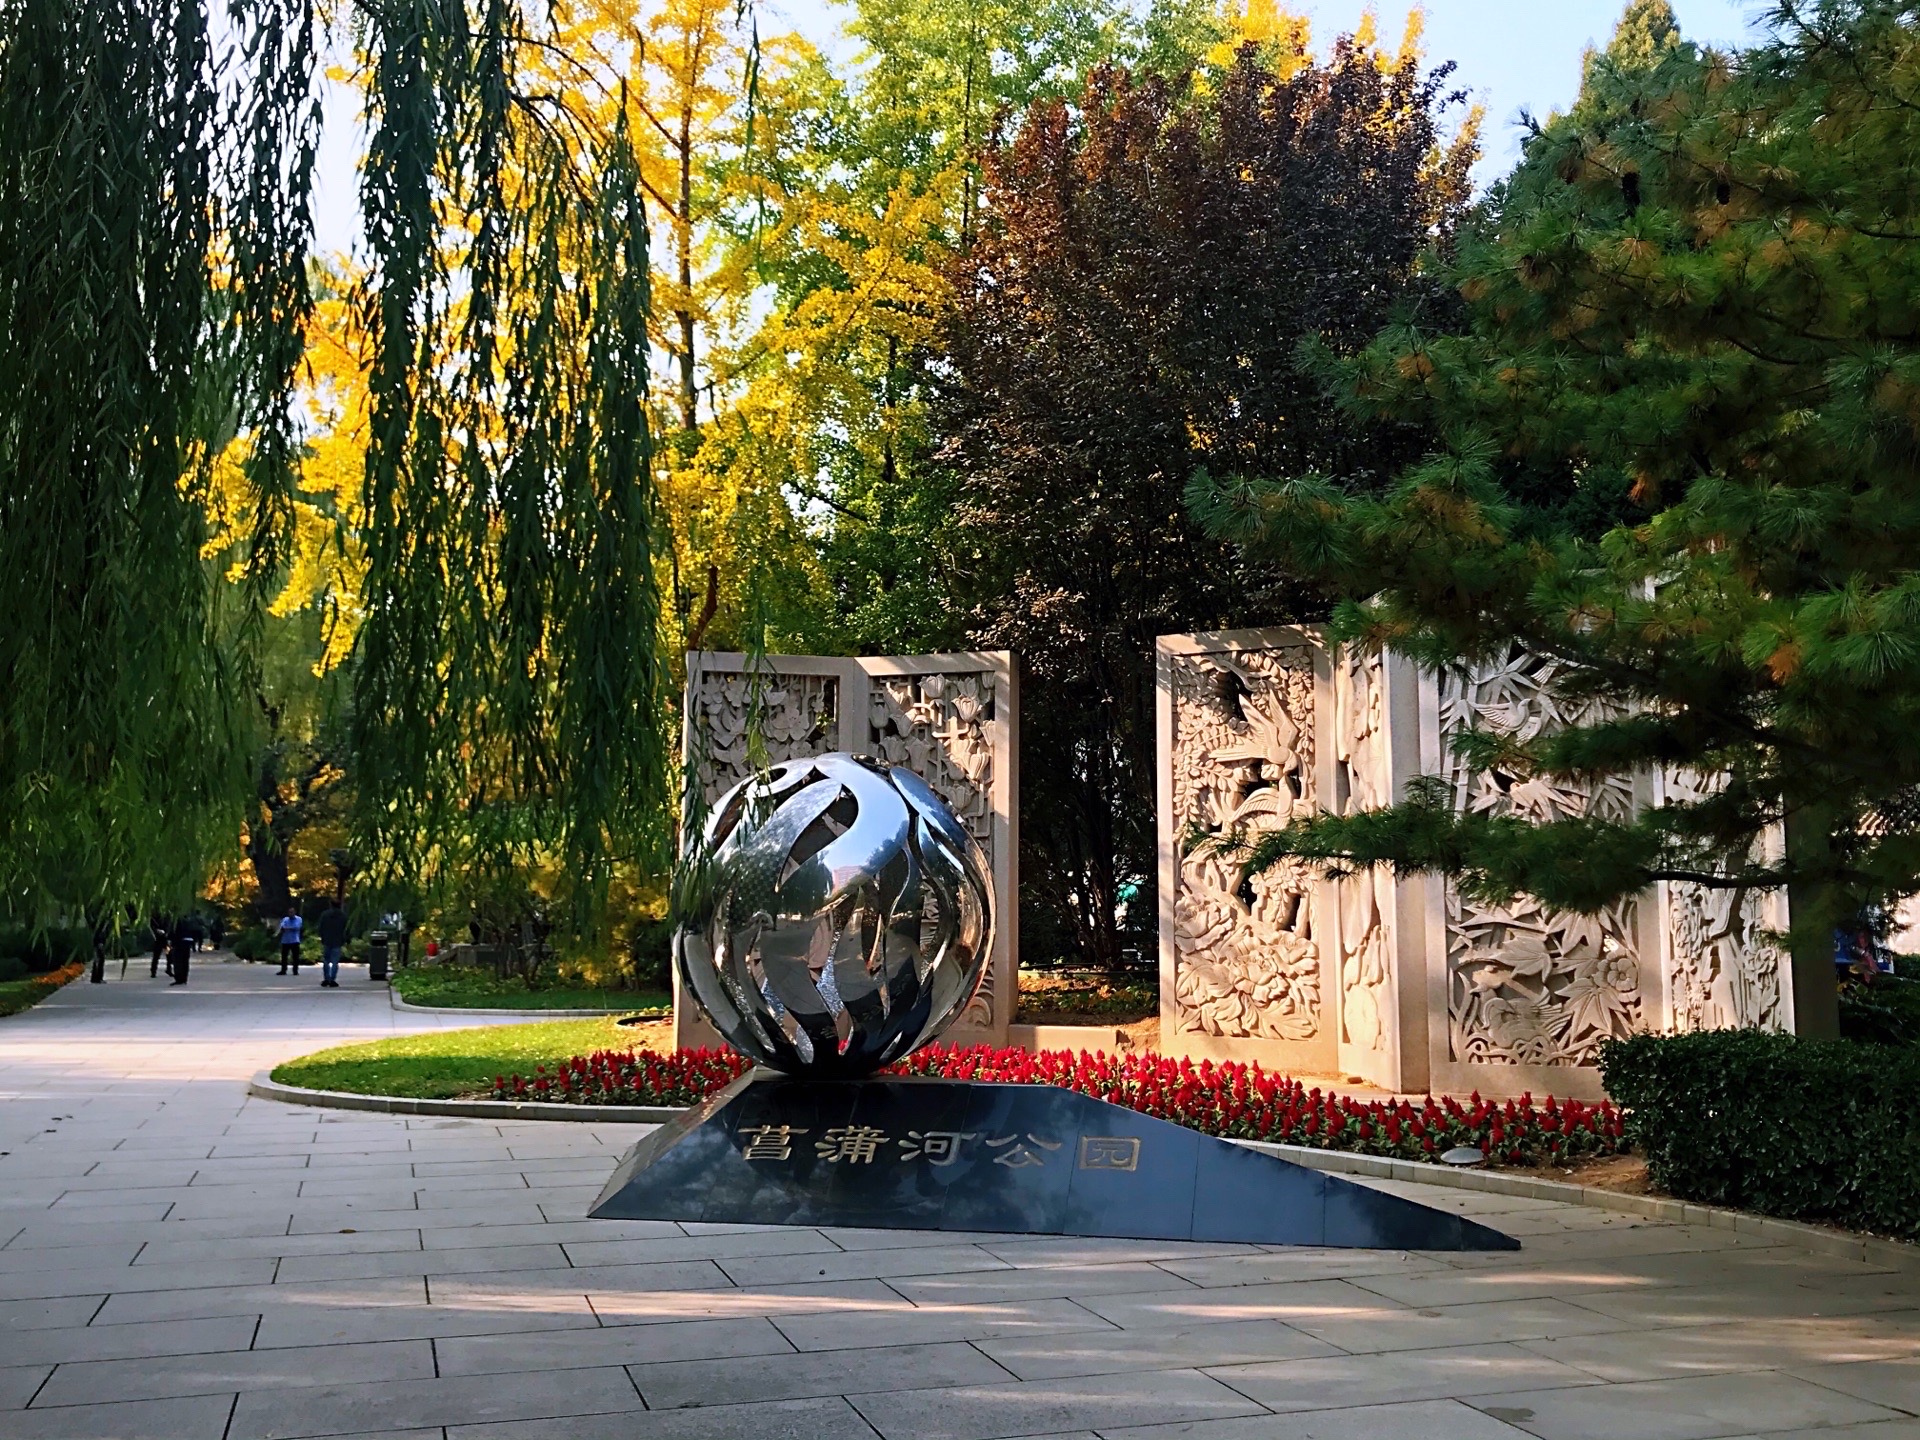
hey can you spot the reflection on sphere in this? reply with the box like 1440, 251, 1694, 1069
676, 752, 992, 1077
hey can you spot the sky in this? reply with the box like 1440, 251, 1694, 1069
310, 0, 1772, 257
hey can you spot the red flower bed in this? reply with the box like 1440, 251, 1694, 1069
494, 1047, 750, 1108
492, 1042, 1626, 1168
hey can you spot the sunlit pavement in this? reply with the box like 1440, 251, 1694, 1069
1, 963, 1916, 1440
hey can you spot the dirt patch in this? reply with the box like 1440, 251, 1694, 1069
1500, 1151, 1651, 1192
609, 1017, 674, 1049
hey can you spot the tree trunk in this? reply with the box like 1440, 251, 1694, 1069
247, 834, 292, 923
246, 752, 294, 921
676, 111, 697, 434
1784, 804, 1842, 1039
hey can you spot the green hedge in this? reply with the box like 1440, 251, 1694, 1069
1840, 973, 1920, 1047
1600, 1029, 1920, 1241
0, 923, 91, 972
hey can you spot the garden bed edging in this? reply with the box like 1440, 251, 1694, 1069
387, 987, 634, 1019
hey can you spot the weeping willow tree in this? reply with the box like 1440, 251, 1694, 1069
0, 0, 669, 934
0, 0, 318, 925
349, 1, 669, 928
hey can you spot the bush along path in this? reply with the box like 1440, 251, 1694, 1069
1604, 1029, 1920, 1242
389, 964, 670, 1013
489, 1042, 1627, 1170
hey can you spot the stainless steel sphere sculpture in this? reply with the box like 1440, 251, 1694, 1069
676, 752, 993, 1077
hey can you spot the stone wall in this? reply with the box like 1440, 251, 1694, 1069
675, 650, 1018, 1051
1156, 628, 1792, 1099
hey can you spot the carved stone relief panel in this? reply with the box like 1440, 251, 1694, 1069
685, 664, 843, 807
1332, 648, 1395, 1060
867, 672, 996, 852
1436, 645, 1646, 1070
1162, 637, 1326, 1051
864, 663, 1009, 1030
1658, 766, 1790, 1033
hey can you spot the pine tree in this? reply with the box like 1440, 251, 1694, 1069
1189, 0, 1920, 1037
1603, 0, 1681, 71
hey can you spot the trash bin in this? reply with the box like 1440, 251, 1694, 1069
368, 930, 391, 982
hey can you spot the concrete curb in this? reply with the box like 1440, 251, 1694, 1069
386, 987, 663, 1020
248, 1072, 683, 1124
248, 1075, 1919, 1272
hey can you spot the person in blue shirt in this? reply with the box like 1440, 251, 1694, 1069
277, 906, 304, 976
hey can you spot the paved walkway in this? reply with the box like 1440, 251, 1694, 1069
0, 963, 1915, 1440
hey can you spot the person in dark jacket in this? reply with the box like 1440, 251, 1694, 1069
167, 914, 195, 986
316, 901, 349, 988
150, 912, 169, 978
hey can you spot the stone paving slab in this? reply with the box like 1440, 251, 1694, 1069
448, 1394, 873, 1440
847, 1366, 1267, 1439
0, 1392, 239, 1439
0, 961, 1916, 1440
1101, 1397, 1538, 1438
1460, 1369, 1904, 1439
979, 1318, 1339, 1380
1208, 1340, 1605, 1412
31, 1336, 436, 1408
226, 1365, 645, 1439
631, 1336, 1011, 1408
434, 1313, 794, 1376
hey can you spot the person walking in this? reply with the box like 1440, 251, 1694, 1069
88, 911, 110, 984
149, 912, 168, 978
316, 900, 348, 989
277, 906, 304, 975
167, 913, 195, 986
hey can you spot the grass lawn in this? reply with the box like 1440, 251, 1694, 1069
270, 1016, 667, 1099
0, 962, 84, 1018
389, 963, 669, 1014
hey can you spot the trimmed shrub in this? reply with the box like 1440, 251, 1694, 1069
230, 926, 275, 962
1601, 1029, 1920, 1240
1840, 974, 1920, 1047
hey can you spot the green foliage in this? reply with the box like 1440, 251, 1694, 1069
351, 3, 670, 932
942, 46, 1475, 965
270, 1016, 646, 1098
626, 914, 674, 992
230, 926, 276, 963
1579, 0, 1682, 102
1601, 1028, 1920, 1239
1191, 1, 1920, 989
1, 1, 668, 946
390, 964, 666, 1011
743, 0, 1183, 661
1840, 973, 1920, 1046
0, 922, 95, 972
0, 0, 317, 924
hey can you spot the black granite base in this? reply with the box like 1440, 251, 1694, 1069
589, 1074, 1519, 1251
